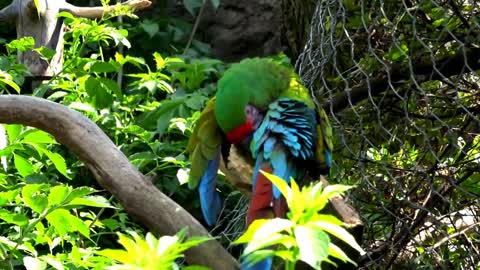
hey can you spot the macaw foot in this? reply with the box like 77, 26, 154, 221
241, 256, 273, 270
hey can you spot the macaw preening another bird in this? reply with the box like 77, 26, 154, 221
187, 57, 332, 269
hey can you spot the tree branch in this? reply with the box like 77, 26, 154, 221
0, 95, 239, 269
0, 1, 17, 22
61, 0, 151, 19
325, 47, 480, 113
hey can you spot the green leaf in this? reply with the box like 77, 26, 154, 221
309, 221, 365, 255
0, 209, 29, 226
14, 154, 34, 177
153, 52, 166, 71
68, 102, 97, 114
244, 233, 293, 255
141, 21, 159, 38
64, 186, 97, 202
48, 185, 71, 206
32, 145, 69, 179
22, 184, 48, 213
5, 124, 22, 143
137, 97, 189, 135
24, 256, 47, 270
0, 74, 21, 93
22, 130, 56, 144
6, 37, 34, 53
183, 0, 202, 16
328, 243, 357, 266
233, 219, 270, 244
210, 0, 220, 9
46, 208, 90, 237
85, 77, 114, 109
0, 189, 20, 206
251, 218, 294, 242
68, 195, 115, 208
33, 46, 56, 61
295, 225, 330, 269
88, 61, 120, 73
260, 170, 291, 201
316, 184, 353, 210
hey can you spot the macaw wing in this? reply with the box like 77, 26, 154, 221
315, 107, 333, 174
187, 97, 223, 226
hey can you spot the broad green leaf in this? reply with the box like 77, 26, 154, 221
233, 219, 270, 244
64, 186, 97, 202
210, 0, 220, 9
0, 209, 29, 226
85, 77, 114, 109
241, 249, 276, 268
22, 184, 48, 213
32, 145, 69, 178
6, 37, 34, 53
68, 195, 115, 208
88, 61, 120, 73
5, 124, 22, 143
14, 154, 34, 177
43, 256, 64, 270
48, 185, 71, 206
68, 102, 97, 113
0, 75, 21, 93
96, 249, 130, 263
183, 0, 202, 16
22, 130, 56, 144
46, 208, 90, 237
260, 171, 290, 201
309, 221, 365, 255
137, 97, 189, 135
153, 52, 166, 71
316, 184, 353, 210
251, 218, 294, 241
141, 21, 159, 38
33, 46, 56, 61
176, 168, 189, 185
328, 243, 357, 266
295, 225, 330, 269
0, 189, 20, 206
24, 256, 47, 270
244, 233, 292, 255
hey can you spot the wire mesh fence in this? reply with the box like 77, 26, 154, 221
296, 0, 480, 268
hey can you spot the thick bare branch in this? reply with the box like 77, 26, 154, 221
0, 95, 239, 269
61, 0, 151, 19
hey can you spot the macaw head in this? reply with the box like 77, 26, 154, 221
214, 58, 290, 143
222, 104, 263, 144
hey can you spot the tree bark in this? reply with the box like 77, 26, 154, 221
0, 0, 151, 77
0, 95, 239, 269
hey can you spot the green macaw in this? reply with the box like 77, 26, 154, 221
187, 57, 332, 269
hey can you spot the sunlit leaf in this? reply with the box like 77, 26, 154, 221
309, 221, 365, 255
22, 184, 48, 213
295, 225, 330, 269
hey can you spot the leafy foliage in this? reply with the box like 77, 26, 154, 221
97, 228, 211, 270
0, 1, 226, 269
233, 171, 364, 270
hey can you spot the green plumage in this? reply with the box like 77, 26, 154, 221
187, 57, 333, 186
187, 98, 222, 189
215, 58, 316, 132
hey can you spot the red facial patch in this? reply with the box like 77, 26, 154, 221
226, 121, 253, 144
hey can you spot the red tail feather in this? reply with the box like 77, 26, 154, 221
246, 165, 274, 225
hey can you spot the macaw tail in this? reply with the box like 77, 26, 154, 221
198, 147, 222, 226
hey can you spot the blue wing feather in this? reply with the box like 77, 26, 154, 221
198, 147, 222, 226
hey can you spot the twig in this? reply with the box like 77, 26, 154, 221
183, 0, 207, 54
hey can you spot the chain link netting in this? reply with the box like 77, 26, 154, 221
296, 0, 480, 268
